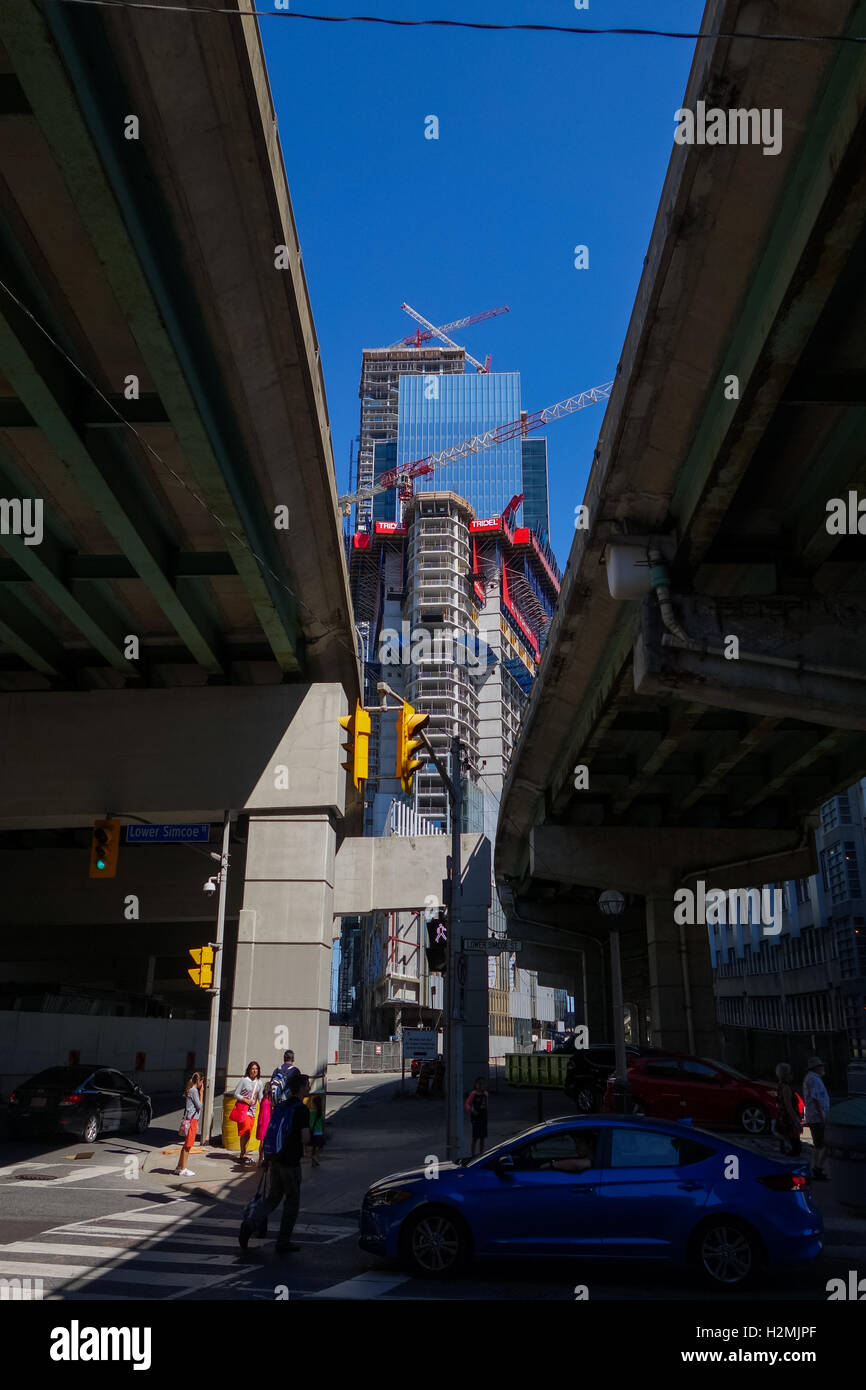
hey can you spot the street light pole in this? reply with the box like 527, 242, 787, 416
445, 734, 463, 1163
374, 683, 465, 1159
201, 811, 231, 1149
598, 889, 629, 1114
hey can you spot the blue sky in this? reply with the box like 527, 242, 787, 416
262, 1, 706, 565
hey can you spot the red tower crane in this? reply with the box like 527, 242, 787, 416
385, 304, 509, 350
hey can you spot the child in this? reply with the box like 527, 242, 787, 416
464, 1076, 489, 1156
308, 1093, 325, 1167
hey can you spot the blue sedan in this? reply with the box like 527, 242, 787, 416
359, 1115, 823, 1289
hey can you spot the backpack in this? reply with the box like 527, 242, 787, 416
268, 1066, 298, 1107
261, 1097, 300, 1160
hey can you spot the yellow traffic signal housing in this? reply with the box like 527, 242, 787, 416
88, 818, 121, 878
339, 701, 371, 790
188, 946, 214, 989
396, 701, 430, 794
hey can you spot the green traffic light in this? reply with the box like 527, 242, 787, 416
96, 857, 106, 870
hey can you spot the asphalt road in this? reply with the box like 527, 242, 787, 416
0, 1074, 863, 1302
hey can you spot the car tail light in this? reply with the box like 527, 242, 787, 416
759, 1173, 809, 1192
58, 1094, 82, 1106
8, 1091, 18, 1104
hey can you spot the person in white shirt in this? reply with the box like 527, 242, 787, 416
802, 1057, 830, 1181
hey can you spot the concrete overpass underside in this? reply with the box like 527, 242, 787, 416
0, 4, 366, 1092
496, 0, 866, 1054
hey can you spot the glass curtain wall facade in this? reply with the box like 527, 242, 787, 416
521, 437, 550, 538
397, 372, 522, 520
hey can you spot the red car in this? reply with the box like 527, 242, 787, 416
603, 1054, 804, 1136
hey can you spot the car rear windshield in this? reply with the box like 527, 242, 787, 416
21, 1067, 94, 1087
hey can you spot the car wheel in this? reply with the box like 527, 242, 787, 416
573, 1084, 596, 1114
82, 1112, 101, 1144
693, 1218, 761, 1290
134, 1105, 150, 1134
401, 1206, 469, 1279
739, 1103, 769, 1135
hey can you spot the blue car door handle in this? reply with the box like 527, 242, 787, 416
571, 1184, 595, 1194
678, 1180, 701, 1191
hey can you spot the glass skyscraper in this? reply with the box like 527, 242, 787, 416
372, 440, 398, 523
520, 437, 550, 539
397, 371, 522, 520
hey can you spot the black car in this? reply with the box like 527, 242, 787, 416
563, 1044, 648, 1113
7, 1065, 152, 1143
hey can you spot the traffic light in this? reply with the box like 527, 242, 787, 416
396, 701, 430, 794
88, 818, 120, 878
188, 946, 214, 989
425, 909, 448, 974
339, 701, 371, 790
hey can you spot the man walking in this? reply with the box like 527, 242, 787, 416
803, 1056, 831, 1181
240, 1073, 310, 1255
269, 1049, 299, 1105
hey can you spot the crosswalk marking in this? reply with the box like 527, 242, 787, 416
54, 1227, 242, 1247
311, 1271, 409, 1300
2, 1242, 239, 1265
0, 1198, 357, 1301
0, 1260, 214, 1288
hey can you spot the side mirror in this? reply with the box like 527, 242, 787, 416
493, 1154, 515, 1177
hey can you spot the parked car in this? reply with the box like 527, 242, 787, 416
359, 1114, 822, 1289
603, 1054, 803, 1135
563, 1044, 647, 1113
6, 1065, 152, 1143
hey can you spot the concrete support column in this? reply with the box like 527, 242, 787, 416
645, 894, 718, 1054
456, 891, 491, 1102
228, 811, 337, 1088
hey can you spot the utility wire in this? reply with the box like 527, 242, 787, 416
45, 3, 866, 44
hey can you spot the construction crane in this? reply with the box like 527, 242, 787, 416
386, 304, 509, 350
339, 380, 614, 515
399, 302, 491, 372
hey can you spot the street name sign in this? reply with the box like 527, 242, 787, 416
462, 938, 521, 954
125, 823, 211, 844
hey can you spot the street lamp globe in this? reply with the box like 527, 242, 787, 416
598, 888, 626, 917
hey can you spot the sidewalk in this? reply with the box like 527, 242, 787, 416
154, 1067, 545, 1213
150, 1074, 866, 1257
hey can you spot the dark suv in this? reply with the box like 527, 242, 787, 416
563, 1044, 648, 1113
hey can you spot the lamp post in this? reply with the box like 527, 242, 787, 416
598, 889, 630, 1114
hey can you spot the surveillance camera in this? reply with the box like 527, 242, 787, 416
203, 876, 218, 895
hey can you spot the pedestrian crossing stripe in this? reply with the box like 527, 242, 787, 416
0, 1201, 356, 1300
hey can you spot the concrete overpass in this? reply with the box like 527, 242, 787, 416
495, 0, 866, 1054
0, 1, 368, 1089
0, 3, 493, 1136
